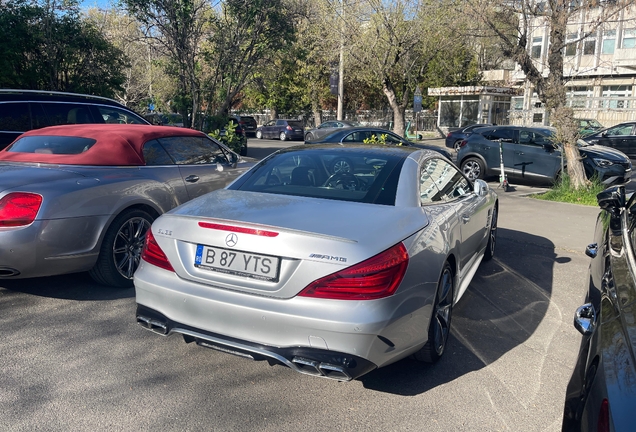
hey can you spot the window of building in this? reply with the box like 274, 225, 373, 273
601, 85, 632, 109
567, 86, 593, 108
512, 97, 524, 110
623, 28, 636, 49
583, 33, 596, 55
565, 33, 578, 56
602, 30, 616, 54
533, 113, 544, 123
532, 37, 543, 59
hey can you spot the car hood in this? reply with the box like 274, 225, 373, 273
167, 189, 428, 245
579, 145, 630, 162
0, 163, 85, 193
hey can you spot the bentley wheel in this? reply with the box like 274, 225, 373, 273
90, 209, 153, 288
414, 262, 454, 363
484, 205, 497, 261
461, 157, 484, 180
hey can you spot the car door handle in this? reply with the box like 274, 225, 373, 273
515, 151, 524, 155
461, 214, 470, 223
185, 175, 200, 183
484, 146, 490, 150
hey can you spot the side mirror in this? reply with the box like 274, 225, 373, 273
543, 143, 556, 152
597, 185, 625, 218
601, 131, 607, 137
573, 303, 596, 336
473, 179, 489, 196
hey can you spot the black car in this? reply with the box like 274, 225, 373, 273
304, 120, 360, 142
562, 185, 636, 432
582, 122, 636, 158
445, 123, 492, 151
0, 89, 148, 149
256, 119, 304, 141
233, 115, 258, 138
306, 126, 452, 159
457, 125, 631, 186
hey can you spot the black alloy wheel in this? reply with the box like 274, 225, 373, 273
484, 205, 498, 261
414, 262, 454, 363
89, 209, 153, 288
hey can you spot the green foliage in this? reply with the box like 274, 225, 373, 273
0, 0, 126, 96
532, 175, 605, 206
208, 120, 244, 154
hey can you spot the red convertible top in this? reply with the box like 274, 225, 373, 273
0, 124, 206, 166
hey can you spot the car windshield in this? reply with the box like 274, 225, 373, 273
580, 119, 603, 129
229, 147, 408, 205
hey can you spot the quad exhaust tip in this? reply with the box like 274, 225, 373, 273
137, 315, 168, 335
292, 356, 352, 381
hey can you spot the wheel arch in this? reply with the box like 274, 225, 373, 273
458, 152, 488, 169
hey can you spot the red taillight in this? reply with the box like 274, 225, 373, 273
299, 243, 409, 300
0, 192, 43, 227
597, 399, 610, 432
141, 230, 175, 272
286, 125, 293, 130
459, 140, 467, 148
446, 132, 452, 138
198, 222, 279, 237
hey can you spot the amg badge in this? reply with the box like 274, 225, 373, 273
309, 254, 347, 263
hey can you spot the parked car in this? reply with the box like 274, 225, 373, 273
306, 127, 452, 160
232, 115, 258, 138
577, 118, 604, 137
457, 125, 632, 185
144, 113, 184, 127
135, 144, 499, 381
304, 120, 360, 142
445, 123, 492, 151
562, 184, 636, 432
0, 89, 149, 149
0, 124, 255, 287
256, 119, 304, 141
581, 121, 636, 158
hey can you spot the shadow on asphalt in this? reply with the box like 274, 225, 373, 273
360, 227, 562, 395
0, 272, 133, 301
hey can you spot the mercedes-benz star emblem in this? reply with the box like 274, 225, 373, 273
225, 233, 238, 248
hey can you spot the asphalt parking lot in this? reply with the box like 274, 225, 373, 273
0, 137, 602, 431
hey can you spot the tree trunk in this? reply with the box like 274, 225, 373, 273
382, 79, 406, 136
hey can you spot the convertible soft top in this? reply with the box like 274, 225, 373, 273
0, 124, 205, 166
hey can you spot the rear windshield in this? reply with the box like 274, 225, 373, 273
287, 121, 303, 128
229, 148, 406, 205
7, 135, 97, 154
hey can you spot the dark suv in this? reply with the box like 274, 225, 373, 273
457, 125, 632, 185
0, 89, 148, 149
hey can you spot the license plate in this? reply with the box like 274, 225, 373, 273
194, 245, 280, 282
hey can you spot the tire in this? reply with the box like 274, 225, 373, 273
461, 157, 485, 181
256, 130, 262, 139
414, 262, 454, 363
453, 140, 462, 152
331, 157, 353, 174
89, 209, 154, 288
305, 132, 314, 142
279, 131, 287, 141
484, 205, 498, 261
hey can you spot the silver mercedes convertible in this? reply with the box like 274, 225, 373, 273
135, 144, 498, 381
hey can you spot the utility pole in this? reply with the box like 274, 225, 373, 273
337, 0, 345, 120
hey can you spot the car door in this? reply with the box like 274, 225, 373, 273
420, 157, 489, 271
262, 120, 276, 139
479, 128, 516, 175
140, 139, 191, 205
157, 135, 247, 200
315, 121, 336, 139
512, 129, 561, 182
597, 124, 634, 155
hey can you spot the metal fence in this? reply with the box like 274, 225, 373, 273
241, 109, 439, 132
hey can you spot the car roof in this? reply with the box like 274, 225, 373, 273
0, 89, 128, 107
283, 143, 419, 155
0, 124, 205, 166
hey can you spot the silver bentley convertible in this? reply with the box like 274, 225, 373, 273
0, 124, 255, 287
135, 144, 498, 380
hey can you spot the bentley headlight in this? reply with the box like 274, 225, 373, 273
593, 158, 614, 167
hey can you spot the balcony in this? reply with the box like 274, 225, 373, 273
614, 48, 636, 70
